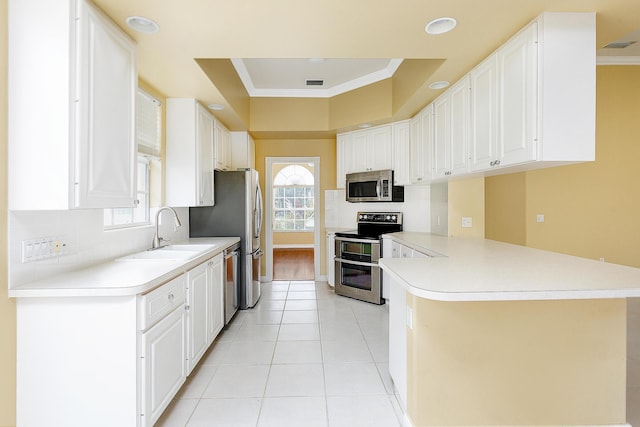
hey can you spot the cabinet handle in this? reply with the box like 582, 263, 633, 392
168, 293, 174, 301
494, 160, 501, 166
208, 261, 214, 266
185, 305, 190, 311
417, 177, 422, 181
133, 199, 140, 206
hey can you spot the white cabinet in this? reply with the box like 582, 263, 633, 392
388, 274, 408, 412
8, 0, 137, 210
341, 124, 393, 176
231, 131, 256, 169
433, 77, 470, 179
409, 106, 433, 184
392, 121, 411, 186
326, 232, 336, 286
336, 133, 351, 188
469, 13, 594, 172
166, 99, 215, 207
215, 120, 232, 171
186, 254, 224, 373
140, 306, 186, 427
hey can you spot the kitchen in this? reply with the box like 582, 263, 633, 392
3, 1, 640, 427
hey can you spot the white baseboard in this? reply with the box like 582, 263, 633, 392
273, 244, 314, 249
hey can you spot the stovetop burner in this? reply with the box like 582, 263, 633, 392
335, 212, 403, 240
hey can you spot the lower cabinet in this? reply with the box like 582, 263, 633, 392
186, 253, 224, 373
326, 232, 336, 286
388, 275, 408, 413
140, 306, 186, 426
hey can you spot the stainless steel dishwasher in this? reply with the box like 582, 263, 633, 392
223, 242, 240, 324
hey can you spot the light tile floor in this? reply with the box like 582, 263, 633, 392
156, 280, 402, 427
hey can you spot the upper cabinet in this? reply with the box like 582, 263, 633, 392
469, 12, 595, 173
8, 0, 137, 210
392, 121, 411, 186
433, 77, 470, 179
230, 131, 256, 170
166, 99, 215, 207
336, 124, 396, 188
410, 105, 433, 184
214, 121, 232, 171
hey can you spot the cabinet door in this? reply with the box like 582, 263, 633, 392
336, 134, 349, 189
497, 22, 538, 166
392, 122, 411, 185
450, 77, 470, 175
470, 57, 498, 172
433, 95, 451, 178
350, 131, 370, 173
196, 105, 215, 206
208, 256, 224, 344
74, 0, 136, 208
187, 262, 209, 373
369, 125, 393, 171
388, 277, 407, 411
140, 307, 186, 427
410, 106, 433, 184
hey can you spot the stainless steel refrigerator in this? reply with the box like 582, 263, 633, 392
189, 169, 264, 309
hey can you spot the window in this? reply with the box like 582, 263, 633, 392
104, 89, 161, 229
273, 165, 314, 231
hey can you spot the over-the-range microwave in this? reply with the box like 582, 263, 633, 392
345, 169, 404, 203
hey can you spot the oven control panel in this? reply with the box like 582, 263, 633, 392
357, 212, 403, 225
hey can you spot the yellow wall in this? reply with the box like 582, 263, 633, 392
254, 139, 336, 277
0, 1, 16, 425
485, 66, 640, 269
485, 172, 526, 245
448, 177, 485, 238
408, 295, 626, 426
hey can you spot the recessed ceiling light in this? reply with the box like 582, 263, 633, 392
208, 104, 225, 111
603, 41, 637, 49
359, 123, 372, 129
425, 17, 457, 35
429, 81, 450, 90
125, 16, 159, 33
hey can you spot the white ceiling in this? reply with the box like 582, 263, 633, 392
231, 58, 403, 98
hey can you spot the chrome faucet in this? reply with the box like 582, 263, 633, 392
152, 207, 182, 249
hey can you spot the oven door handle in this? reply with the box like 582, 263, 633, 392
335, 236, 380, 245
335, 257, 378, 268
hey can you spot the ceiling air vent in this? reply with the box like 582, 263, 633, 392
603, 41, 637, 49
306, 79, 324, 86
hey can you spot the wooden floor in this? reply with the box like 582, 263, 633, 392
273, 248, 314, 280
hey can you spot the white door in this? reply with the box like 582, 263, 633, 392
74, 0, 137, 208
187, 262, 209, 373
433, 95, 451, 178
369, 125, 393, 171
196, 105, 215, 206
450, 77, 470, 175
497, 22, 538, 166
140, 307, 186, 427
392, 122, 411, 185
209, 256, 225, 342
470, 56, 498, 172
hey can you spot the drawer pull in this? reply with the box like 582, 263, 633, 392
168, 293, 174, 301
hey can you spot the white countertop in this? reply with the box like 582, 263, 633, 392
380, 232, 640, 301
9, 237, 240, 298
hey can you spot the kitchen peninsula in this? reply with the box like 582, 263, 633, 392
381, 232, 640, 427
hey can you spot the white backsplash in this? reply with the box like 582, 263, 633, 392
8, 207, 189, 288
325, 185, 431, 232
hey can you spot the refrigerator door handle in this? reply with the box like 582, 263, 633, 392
251, 248, 264, 258
254, 181, 263, 238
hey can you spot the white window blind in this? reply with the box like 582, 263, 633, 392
137, 89, 161, 157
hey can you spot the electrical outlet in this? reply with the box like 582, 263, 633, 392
22, 236, 66, 263
461, 217, 472, 228
536, 214, 545, 223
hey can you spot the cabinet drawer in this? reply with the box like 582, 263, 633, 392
138, 275, 186, 331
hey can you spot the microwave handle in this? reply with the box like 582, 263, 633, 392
376, 179, 382, 199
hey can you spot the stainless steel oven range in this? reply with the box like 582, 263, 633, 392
334, 212, 403, 304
